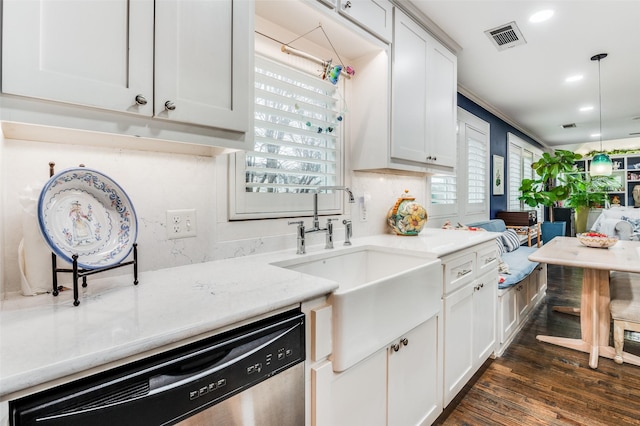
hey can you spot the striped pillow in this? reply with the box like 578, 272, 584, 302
495, 237, 506, 256
502, 229, 521, 252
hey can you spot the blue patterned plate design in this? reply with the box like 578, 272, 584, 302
37, 167, 138, 270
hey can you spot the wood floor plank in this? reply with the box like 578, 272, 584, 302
435, 265, 640, 426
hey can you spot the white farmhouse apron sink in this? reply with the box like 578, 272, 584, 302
272, 245, 441, 371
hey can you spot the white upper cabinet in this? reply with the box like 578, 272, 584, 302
154, 0, 250, 132
391, 8, 457, 171
2, 0, 154, 115
337, 0, 393, 42
2, 0, 251, 135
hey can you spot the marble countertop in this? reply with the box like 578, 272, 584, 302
0, 229, 496, 401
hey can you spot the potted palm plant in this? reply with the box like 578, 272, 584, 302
519, 149, 583, 242
565, 174, 622, 233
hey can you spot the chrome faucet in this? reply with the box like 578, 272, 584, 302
307, 186, 355, 232
289, 186, 355, 254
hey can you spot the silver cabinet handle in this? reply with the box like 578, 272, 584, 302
165, 101, 176, 111
457, 269, 472, 277
485, 257, 497, 264
135, 95, 148, 105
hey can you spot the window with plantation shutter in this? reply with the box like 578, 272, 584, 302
429, 108, 488, 220
467, 127, 487, 213
230, 55, 345, 219
507, 133, 542, 219
431, 176, 457, 206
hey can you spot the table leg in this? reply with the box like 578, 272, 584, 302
536, 268, 611, 369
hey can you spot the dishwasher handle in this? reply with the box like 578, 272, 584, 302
148, 323, 299, 394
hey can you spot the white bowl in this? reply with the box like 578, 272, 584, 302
577, 233, 619, 248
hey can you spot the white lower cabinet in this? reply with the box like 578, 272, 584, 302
312, 316, 443, 426
442, 243, 498, 406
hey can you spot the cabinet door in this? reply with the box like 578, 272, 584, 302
391, 9, 429, 162
426, 40, 457, 168
312, 353, 387, 426
155, 0, 252, 132
443, 283, 474, 406
516, 278, 531, 319
388, 316, 443, 426
499, 288, 517, 344
473, 270, 498, 365
338, 0, 393, 42
2, 0, 153, 115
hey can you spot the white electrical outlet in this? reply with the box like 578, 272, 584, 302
167, 209, 197, 239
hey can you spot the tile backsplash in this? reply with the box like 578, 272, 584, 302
1, 131, 429, 297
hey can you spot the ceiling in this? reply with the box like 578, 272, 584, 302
409, 0, 640, 148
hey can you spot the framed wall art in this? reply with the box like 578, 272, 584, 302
493, 155, 504, 195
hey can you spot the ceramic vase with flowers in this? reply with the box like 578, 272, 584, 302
386, 190, 428, 236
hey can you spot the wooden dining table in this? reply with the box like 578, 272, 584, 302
528, 236, 640, 369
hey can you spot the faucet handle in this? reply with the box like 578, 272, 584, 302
288, 220, 304, 226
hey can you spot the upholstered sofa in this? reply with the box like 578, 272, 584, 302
467, 219, 547, 356
591, 207, 640, 241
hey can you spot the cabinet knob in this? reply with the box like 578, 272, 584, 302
135, 95, 148, 105
344, 1, 352, 9
165, 101, 176, 111
401, 338, 409, 347
391, 343, 400, 352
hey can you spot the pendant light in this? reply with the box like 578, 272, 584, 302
590, 53, 613, 176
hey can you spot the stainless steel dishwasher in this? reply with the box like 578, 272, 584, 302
10, 309, 305, 426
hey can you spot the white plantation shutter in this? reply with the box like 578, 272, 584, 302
467, 127, 486, 213
431, 176, 457, 205
249, 56, 339, 192
429, 113, 489, 219
508, 142, 524, 210
231, 55, 345, 219
508, 133, 542, 218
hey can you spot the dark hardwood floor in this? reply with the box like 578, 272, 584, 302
436, 265, 640, 426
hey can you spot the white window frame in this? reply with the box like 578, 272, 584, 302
229, 53, 346, 220
507, 132, 543, 219
429, 108, 489, 221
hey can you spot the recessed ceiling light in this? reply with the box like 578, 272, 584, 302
530, 10, 554, 23
580, 106, 594, 112
565, 74, 583, 83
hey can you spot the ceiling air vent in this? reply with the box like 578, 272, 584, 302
562, 123, 577, 129
485, 21, 527, 51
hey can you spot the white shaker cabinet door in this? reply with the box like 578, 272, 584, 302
388, 316, 443, 426
2, 0, 154, 115
427, 40, 457, 168
154, 0, 252, 132
391, 10, 429, 163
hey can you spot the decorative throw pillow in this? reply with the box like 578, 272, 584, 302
495, 237, 506, 256
498, 257, 510, 274
501, 229, 521, 252
622, 216, 640, 233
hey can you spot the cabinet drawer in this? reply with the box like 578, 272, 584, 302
443, 253, 475, 294
477, 243, 499, 274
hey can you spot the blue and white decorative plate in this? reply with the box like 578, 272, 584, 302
37, 167, 138, 270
